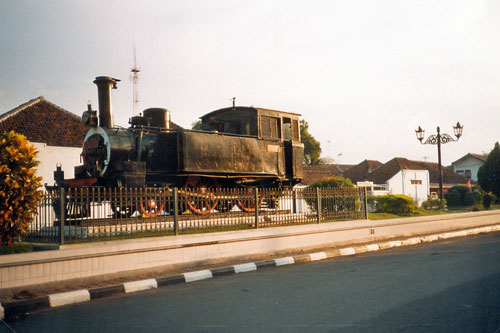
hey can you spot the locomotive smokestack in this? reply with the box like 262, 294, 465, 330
93, 76, 120, 128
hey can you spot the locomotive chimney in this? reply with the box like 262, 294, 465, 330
93, 76, 120, 128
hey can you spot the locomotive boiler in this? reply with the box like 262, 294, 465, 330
56, 76, 304, 215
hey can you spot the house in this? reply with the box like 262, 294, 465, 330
343, 158, 470, 206
451, 153, 487, 182
0, 97, 89, 187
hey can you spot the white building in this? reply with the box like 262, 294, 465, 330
0, 96, 89, 188
451, 153, 487, 182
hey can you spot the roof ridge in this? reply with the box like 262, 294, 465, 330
0, 96, 45, 122
42, 98, 82, 121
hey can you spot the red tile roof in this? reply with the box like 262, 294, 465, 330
342, 160, 383, 184
301, 164, 353, 185
0, 97, 89, 147
344, 157, 470, 186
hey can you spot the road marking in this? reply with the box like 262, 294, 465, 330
49, 289, 90, 307
233, 263, 257, 274
184, 270, 213, 283
123, 279, 157, 293
309, 252, 327, 261
274, 257, 295, 266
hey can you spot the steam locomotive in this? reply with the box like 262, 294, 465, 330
55, 76, 304, 215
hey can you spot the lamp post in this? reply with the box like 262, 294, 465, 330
415, 122, 464, 199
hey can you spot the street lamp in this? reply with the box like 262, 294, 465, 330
415, 122, 464, 199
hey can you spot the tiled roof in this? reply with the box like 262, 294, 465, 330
344, 157, 470, 186
0, 97, 89, 147
452, 152, 488, 166
414, 160, 471, 185
301, 164, 347, 185
342, 160, 383, 184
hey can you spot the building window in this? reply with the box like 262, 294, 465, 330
411, 179, 422, 185
464, 170, 471, 179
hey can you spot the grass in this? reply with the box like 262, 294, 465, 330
368, 204, 500, 220
0, 243, 34, 255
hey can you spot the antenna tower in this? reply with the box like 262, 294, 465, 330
130, 45, 141, 116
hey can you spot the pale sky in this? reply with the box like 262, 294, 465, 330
1, 0, 499, 165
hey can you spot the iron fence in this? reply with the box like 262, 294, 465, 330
24, 186, 367, 244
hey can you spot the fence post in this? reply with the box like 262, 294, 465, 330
292, 189, 297, 214
363, 187, 368, 219
254, 188, 259, 229
316, 187, 321, 223
173, 187, 179, 235
59, 187, 65, 245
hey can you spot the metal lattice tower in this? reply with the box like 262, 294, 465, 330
130, 46, 141, 116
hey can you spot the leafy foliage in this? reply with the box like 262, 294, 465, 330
306, 176, 358, 214
478, 142, 500, 198
0, 131, 43, 247
422, 198, 447, 210
300, 120, 321, 165
482, 192, 495, 209
374, 194, 416, 215
191, 120, 203, 130
308, 176, 354, 189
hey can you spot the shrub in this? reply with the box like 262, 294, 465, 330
422, 198, 446, 210
0, 131, 43, 247
375, 194, 416, 215
463, 191, 476, 206
308, 176, 354, 189
482, 192, 495, 209
306, 176, 357, 214
446, 190, 462, 207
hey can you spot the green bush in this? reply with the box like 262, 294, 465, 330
375, 194, 416, 215
463, 191, 476, 206
308, 176, 354, 189
306, 176, 358, 214
422, 198, 446, 210
446, 190, 462, 207
482, 192, 495, 209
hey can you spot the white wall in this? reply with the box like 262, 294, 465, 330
33, 142, 82, 188
453, 156, 483, 181
388, 170, 430, 206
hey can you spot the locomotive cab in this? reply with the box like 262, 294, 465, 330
199, 107, 304, 181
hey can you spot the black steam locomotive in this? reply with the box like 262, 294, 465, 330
55, 76, 304, 215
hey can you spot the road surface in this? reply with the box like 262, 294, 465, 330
6, 232, 500, 332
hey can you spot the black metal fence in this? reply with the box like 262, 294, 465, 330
24, 186, 367, 244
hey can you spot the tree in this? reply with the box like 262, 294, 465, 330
300, 120, 321, 165
191, 120, 202, 130
478, 142, 500, 198
0, 131, 43, 247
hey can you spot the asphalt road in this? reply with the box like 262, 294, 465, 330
5, 232, 500, 333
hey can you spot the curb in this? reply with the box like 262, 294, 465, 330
2, 224, 499, 322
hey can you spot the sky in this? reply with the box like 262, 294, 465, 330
1, 0, 499, 166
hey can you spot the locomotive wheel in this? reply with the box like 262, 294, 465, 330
184, 177, 220, 215
111, 204, 137, 218
140, 199, 164, 217
236, 189, 264, 212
